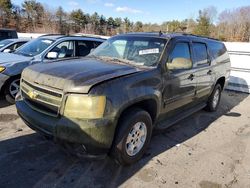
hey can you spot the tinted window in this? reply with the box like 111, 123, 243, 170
76, 41, 94, 57
0, 30, 17, 40
167, 42, 192, 70
93, 41, 103, 48
208, 41, 227, 60
193, 43, 208, 66
0, 31, 9, 40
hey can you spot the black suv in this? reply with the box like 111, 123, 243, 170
0, 29, 18, 41
16, 33, 231, 165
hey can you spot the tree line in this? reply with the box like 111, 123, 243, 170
0, 0, 249, 42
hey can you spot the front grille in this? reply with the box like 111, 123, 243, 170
21, 79, 63, 116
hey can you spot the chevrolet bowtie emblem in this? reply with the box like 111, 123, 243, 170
28, 90, 38, 99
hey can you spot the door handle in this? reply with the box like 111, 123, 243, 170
188, 74, 194, 80
207, 70, 212, 75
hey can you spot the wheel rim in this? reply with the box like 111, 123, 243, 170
9, 79, 20, 98
125, 122, 147, 157
212, 89, 220, 108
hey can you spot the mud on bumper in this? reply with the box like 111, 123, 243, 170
16, 98, 116, 155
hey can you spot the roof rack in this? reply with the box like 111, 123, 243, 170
167, 32, 219, 41
72, 33, 109, 39
181, 33, 219, 41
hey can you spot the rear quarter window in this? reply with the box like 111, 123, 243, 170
207, 41, 227, 62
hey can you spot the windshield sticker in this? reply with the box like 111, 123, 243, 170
0, 44, 5, 47
42, 40, 53, 44
139, 48, 159, 55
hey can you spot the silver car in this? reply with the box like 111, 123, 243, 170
0, 38, 29, 53
0, 34, 105, 103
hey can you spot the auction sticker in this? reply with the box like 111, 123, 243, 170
139, 48, 159, 55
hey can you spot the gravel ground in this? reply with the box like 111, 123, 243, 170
0, 91, 250, 188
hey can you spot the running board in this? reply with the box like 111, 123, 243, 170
155, 103, 207, 131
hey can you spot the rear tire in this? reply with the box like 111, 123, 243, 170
4, 77, 20, 104
205, 84, 222, 112
111, 108, 152, 165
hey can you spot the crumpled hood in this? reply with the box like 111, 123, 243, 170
22, 58, 143, 93
0, 52, 33, 67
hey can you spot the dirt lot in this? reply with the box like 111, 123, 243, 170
0, 91, 250, 188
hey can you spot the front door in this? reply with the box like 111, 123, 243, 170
162, 41, 196, 114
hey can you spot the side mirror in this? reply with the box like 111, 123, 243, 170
167, 57, 192, 70
3, 49, 11, 53
46, 52, 58, 59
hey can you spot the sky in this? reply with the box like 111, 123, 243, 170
12, 0, 250, 24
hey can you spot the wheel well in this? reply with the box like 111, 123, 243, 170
118, 99, 158, 124
0, 74, 21, 95
216, 77, 225, 89
109, 99, 158, 154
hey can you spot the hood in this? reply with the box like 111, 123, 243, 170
0, 52, 33, 67
22, 58, 144, 93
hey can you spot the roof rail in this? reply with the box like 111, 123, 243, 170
38, 34, 64, 38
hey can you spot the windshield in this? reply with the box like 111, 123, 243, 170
15, 38, 54, 57
90, 35, 167, 67
0, 39, 12, 48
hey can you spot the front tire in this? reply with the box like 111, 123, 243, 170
4, 77, 20, 104
111, 108, 152, 165
205, 84, 222, 112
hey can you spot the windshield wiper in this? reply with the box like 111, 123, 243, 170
97, 56, 146, 67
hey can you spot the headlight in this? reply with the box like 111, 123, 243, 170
64, 95, 106, 119
0, 66, 5, 73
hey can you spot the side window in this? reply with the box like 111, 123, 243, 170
48, 41, 74, 59
76, 41, 94, 57
8, 42, 26, 51
15, 42, 26, 49
193, 42, 209, 66
167, 42, 192, 70
93, 41, 103, 48
7, 44, 16, 50
208, 42, 227, 60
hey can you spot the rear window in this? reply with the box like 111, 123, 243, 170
0, 30, 17, 40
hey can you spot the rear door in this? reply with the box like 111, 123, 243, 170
162, 39, 196, 113
191, 42, 214, 101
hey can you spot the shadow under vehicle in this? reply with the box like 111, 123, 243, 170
1, 91, 248, 187
16, 32, 231, 165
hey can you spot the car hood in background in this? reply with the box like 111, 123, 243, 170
0, 52, 33, 66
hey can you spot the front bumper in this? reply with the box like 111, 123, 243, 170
16, 98, 116, 155
0, 73, 9, 92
